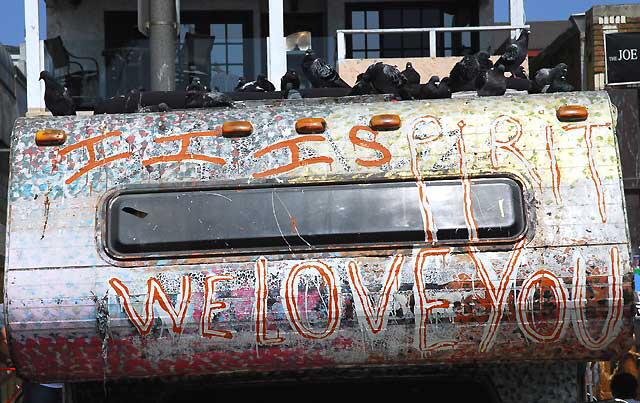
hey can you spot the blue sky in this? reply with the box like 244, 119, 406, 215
1, 0, 640, 46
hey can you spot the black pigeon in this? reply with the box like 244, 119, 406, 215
401, 62, 421, 99
547, 66, 574, 93
234, 77, 247, 91
506, 66, 531, 91
475, 51, 494, 89
478, 65, 507, 97
256, 74, 276, 92
302, 50, 350, 88
124, 88, 142, 113
419, 76, 451, 99
40, 71, 76, 116
237, 74, 275, 92
449, 55, 480, 92
186, 91, 234, 108
365, 62, 411, 99
349, 73, 376, 96
186, 76, 208, 92
532, 63, 567, 93
495, 30, 529, 76
281, 70, 301, 92
138, 103, 171, 113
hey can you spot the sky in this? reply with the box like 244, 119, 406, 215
1, 0, 640, 46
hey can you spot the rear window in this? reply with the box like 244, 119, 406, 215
104, 177, 525, 260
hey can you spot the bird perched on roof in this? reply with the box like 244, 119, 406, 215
495, 29, 529, 78
40, 71, 76, 116
349, 72, 376, 96
546, 66, 574, 93
302, 49, 350, 88
124, 88, 142, 113
237, 74, 276, 92
234, 77, 247, 91
419, 76, 451, 99
364, 62, 411, 99
506, 66, 531, 91
478, 65, 507, 97
449, 55, 480, 92
401, 62, 421, 99
532, 63, 569, 93
186, 76, 208, 92
475, 51, 494, 89
281, 70, 300, 92
186, 90, 234, 108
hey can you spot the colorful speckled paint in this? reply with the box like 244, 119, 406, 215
4, 92, 633, 389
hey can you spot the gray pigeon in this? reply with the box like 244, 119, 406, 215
302, 49, 350, 88
40, 71, 76, 116
186, 76, 208, 92
533, 63, 568, 93
495, 30, 529, 77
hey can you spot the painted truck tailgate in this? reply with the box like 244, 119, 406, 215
5, 92, 633, 382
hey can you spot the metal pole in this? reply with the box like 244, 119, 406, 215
149, 0, 176, 91
25, 0, 45, 113
268, 0, 286, 90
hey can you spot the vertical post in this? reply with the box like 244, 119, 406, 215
337, 31, 346, 63
25, 0, 44, 113
268, 0, 286, 90
429, 30, 437, 57
149, 0, 176, 91
509, 0, 525, 40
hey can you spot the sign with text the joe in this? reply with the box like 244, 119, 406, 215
605, 32, 640, 85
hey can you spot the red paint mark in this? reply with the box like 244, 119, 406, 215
562, 123, 611, 223
456, 121, 479, 241
545, 126, 562, 203
572, 246, 623, 349
254, 257, 285, 345
109, 276, 192, 336
142, 130, 226, 167
284, 260, 340, 339
413, 248, 456, 352
201, 275, 234, 339
252, 135, 333, 178
58, 131, 132, 184
515, 270, 569, 342
348, 255, 405, 334
466, 238, 526, 352
490, 115, 542, 190
407, 116, 443, 243
3, 384, 21, 403
349, 126, 392, 167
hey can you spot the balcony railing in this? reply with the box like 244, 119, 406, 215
336, 25, 531, 61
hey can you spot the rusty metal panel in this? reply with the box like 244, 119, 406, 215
4, 91, 633, 383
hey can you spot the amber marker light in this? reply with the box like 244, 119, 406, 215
35, 130, 67, 146
295, 118, 327, 134
222, 121, 253, 138
370, 114, 401, 131
556, 105, 588, 122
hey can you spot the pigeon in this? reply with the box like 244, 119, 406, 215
281, 70, 301, 92
237, 74, 276, 92
495, 29, 529, 76
138, 103, 171, 113
448, 55, 480, 92
256, 74, 276, 92
186, 76, 208, 92
284, 82, 303, 100
475, 51, 494, 89
478, 65, 507, 97
506, 66, 531, 91
532, 63, 568, 93
39, 71, 76, 116
301, 49, 350, 88
419, 76, 451, 99
124, 88, 142, 113
186, 90, 234, 108
364, 62, 411, 99
547, 67, 574, 93
234, 77, 248, 91
401, 62, 421, 99
349, 73, 376, 96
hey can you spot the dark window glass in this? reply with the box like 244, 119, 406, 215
105, 178, 525, 260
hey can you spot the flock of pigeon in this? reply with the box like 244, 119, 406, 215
40, 29, 574, 117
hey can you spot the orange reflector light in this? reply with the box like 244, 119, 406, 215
222, 121, 253, 138
370, 114, 401, 131
295, 118, 326, 134
35, 130, 67, 146
556, 105, 588, 122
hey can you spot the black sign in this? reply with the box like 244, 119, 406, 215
605, 32, 640, 85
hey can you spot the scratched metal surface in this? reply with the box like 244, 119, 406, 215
4, 92, 634, 389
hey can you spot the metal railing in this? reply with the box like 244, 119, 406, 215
336, 25, 531, 61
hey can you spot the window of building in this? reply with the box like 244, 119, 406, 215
347, 3, 479, 58
210, 23, 245, 78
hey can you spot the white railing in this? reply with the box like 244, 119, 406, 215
336, 25, 531, 61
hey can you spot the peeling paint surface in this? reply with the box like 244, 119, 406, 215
4, 92, 634, 385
